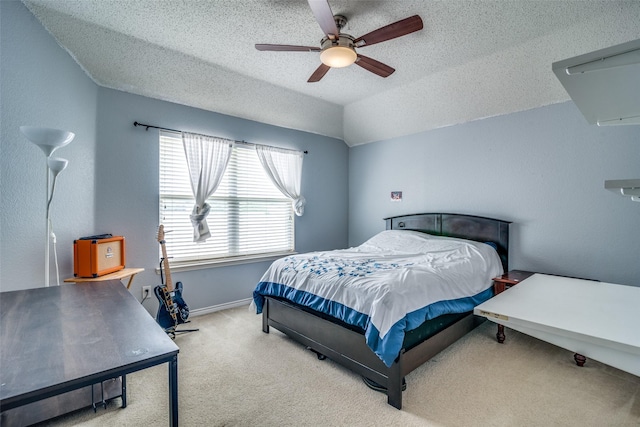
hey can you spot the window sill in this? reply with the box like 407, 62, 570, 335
154, 251, 296, 274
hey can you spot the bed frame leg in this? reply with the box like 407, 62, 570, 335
262, 303, 269, 333
306, 347, 327, 360
387, 356, 404, 409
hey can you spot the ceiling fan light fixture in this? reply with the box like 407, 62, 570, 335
319, 34, 357, 68
320, 46, 357, 68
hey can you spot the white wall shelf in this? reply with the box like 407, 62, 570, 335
605, 179, 640, 202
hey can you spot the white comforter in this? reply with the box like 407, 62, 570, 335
253, 230, 503, 366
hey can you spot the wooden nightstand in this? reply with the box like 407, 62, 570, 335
493, 270, 535, 295
492, 270, 535, 343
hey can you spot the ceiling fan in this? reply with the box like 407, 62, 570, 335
255, 0, 423, 82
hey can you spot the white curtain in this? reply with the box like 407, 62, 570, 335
255, 145, 305, 216
182, 132, 234, 242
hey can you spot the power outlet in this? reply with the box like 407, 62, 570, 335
142, 286, 151, 300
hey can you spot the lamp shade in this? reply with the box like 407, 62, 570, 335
20, 126, 75, 157
47, 157, 69, 176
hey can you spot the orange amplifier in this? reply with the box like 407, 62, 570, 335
74, 235, 126, 278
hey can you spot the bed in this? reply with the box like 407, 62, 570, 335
253, 213, 510, 409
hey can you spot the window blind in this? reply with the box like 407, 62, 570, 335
159, 131, 294, 265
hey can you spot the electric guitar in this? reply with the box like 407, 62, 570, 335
154, 225, 190, 332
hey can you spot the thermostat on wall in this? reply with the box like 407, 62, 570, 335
391, 191, 402, 202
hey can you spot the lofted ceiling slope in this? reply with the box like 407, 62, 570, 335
22, 0, 640, 146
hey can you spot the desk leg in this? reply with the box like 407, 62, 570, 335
121, 375, 127, 408
169, 355, 178, 427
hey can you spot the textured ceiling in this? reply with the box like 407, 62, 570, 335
23, 0, 640, 146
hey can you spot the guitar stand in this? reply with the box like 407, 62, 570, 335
159, 259, 199, 339
166, 322, 199, 339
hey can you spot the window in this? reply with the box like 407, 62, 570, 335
159, 131, 295, 268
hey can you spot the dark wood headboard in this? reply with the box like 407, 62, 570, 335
384, 213, 510, 272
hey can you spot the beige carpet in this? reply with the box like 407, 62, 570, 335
42, 305, 639, 426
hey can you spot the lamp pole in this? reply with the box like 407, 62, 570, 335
20, 126, 74, 286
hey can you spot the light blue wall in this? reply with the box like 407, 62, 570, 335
0, 2, 349, 311
349, 102, 640, 286
3, 0, 638, 307
94, 88, 348, 312
1, 1, 97, 291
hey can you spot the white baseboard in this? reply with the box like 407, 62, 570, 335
189, 298, 253, 317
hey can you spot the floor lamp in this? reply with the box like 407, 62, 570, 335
20, 126, 75, 287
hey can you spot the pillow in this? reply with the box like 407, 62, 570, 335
360, 230, 501, 257
359, 230, 437, 253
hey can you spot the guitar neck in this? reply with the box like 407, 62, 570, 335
160, 240, 174, 292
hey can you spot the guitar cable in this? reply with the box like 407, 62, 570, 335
141, 290, 150, 304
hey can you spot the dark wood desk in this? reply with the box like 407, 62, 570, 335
1, 280, 180, 426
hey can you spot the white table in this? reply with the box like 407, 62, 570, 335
474, 274, 640, 376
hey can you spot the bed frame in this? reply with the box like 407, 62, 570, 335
261, 213, 510, 409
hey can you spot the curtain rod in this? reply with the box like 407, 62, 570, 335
133, 121, 308, 154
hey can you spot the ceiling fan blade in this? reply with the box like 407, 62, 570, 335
256, 44, 321, 52
308, 0, 339, 39
308, 63, 331, 82
354, 15, 423, 47
355, 55, 395, 78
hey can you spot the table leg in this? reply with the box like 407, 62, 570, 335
493, 281, 507, 343
169, 355, 178, 427
574, 353, 587, 367
121, 375, 127, 408
497, 324, 505, 343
